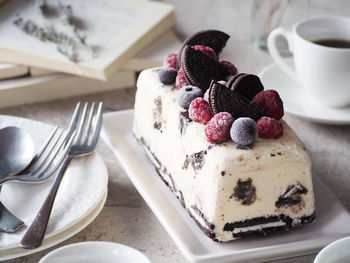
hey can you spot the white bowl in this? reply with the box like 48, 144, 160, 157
39, 241, 151, 263
314, 236, 350, 263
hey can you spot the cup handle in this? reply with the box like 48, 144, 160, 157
267, 28, 297, 81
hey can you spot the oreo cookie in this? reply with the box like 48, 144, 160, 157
227, 73, 264, 101
208, 80, 266, 120
208, 81, 246, 118
247, 101, 267, 121
181, 46, 230, 91
177, 30, 230, 69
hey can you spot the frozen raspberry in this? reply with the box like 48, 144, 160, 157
205, 112, 234, 143
230, 117, 257, 146
257, 117, 283, 139
175, 68, 189, 89
176, 85, 203, 109
159, 68, 177, 85
163, 53, 177, 69
252, 90, 284, 120
203, 89, 210, 102
189, 98, 213, 124
194, 45, 217, 60
220, 60, 238, 75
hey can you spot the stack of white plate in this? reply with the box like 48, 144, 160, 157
0, 115, 108, 260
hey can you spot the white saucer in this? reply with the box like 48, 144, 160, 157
259, 58, 350, 125
102, 110, 350, 263
38, 241, 151, 263
314, 236, 350, 263
0, 115, 108, 260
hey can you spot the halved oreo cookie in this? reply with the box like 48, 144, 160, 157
227, 74, 264, 101
227, 73, 245, 87
181, 46, 230, 91
208, 80, 266, 120
247, 101, 266, 121
177, 30, 230, 69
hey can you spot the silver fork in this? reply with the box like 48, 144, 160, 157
20, 101, 103, 249
0, 125, 76, 233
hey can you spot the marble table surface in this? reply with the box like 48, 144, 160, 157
1, 0, 350, 262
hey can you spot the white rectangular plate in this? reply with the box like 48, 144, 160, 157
102, 109, 350, 263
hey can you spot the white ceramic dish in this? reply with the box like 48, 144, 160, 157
0, 115, 108, 260
314, 236, 350, 263
38, 241, 151, 263
259, 58, 350, 125
0, 190, 107, 261
102, 110, 350, 263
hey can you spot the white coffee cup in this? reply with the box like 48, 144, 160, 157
267, 16, 350, 108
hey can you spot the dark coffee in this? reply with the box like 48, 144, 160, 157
313, 38, 350, 48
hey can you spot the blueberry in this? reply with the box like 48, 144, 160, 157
230, 117, 257, 146
176, 85, 203, 109
159, 68, 177, 85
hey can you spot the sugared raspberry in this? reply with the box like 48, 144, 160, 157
163, 53, 177, 69
257, 117, 283, 139
175, 68, 189, 89
189, 98, 213, 124
194, 45, 217, 60
252, 90, 284, 120
205, 112, 234, 143
220, 60, 238, 75
203, 88, 210, 102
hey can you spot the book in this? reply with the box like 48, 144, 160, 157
0, 30, 181, 107
0, 0, 174, 80
29, 31, 181, 76
0, 71, 135, 108
0, 63, 28, 80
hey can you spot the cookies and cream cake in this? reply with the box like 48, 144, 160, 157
133, 30, 316, 242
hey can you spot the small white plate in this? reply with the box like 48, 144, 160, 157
1, 190, 107, 261
0, 115, 108, 260
259, 58, 350, 125
314, 236, 350, 263
102, 110, 350, 263
38, 241, 151, 263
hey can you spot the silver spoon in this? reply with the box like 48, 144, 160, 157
0, 126, 35, 232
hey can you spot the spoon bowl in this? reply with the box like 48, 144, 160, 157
0, 126, 35, 232
0, 126, 35, 178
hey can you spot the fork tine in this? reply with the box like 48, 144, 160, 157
28, 128, 65, 172
33, 129, 70, 177
65, 102, 82, 140
87, 102, 103, 151
35, 130, 76, 179
24, 103, 82, 178
75, 102, 89, 145
82, 102, 96, 146
26, 126, 59, 168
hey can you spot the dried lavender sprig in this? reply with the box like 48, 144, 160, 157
13, 14, 77, 62
13, 12, 23, 27
58, 0, 87, 45
58, 0, 73, 23
37, 0, 48, 15
42, 25, 77, 61
14, 13, 47, 41
73, 27, 86, 45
